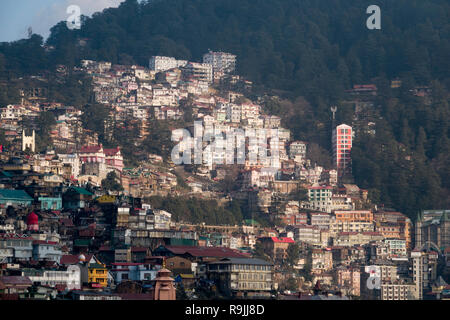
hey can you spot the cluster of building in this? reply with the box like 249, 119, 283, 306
0, 51, 448, 300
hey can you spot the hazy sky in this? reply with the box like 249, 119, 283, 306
0, 0, 125, 42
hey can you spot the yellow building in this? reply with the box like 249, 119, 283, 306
88, 259, 108, 288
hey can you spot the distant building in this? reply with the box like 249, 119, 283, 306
289, 141, 307, 161
336, 267, 361, 296
182, 62, 213, 83
415, 210, 450, 251
203, 51, 236, 81
332, 124, 352, 178
381, 282, 415, 300
257, 237, 295, 263
149, 56, 187, 72
110, 263, 159, 284
206, 257, 273, 298
22, 129, 35, 153
26, 212, 39, 232
0, 189, 33, 207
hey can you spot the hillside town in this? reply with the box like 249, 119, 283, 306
0, 50, 448, 301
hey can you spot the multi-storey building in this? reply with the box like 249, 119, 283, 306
311, 249, 333, 273
305, 186, 333, 213
182, 62, 213, 83
258, 237, 295, 263
332, 124, 352, 177
411, 249, 439, 300
78, 144, 124, 172
293, 224, 321, 246
310, 212, 332, 230
415, 209, 450, 251
337, 266, 361, 296
23, 265, 81, 290
334, 210, 374, 223
149, 56, 187, 72
289, 141, 307, 161
330, 214, 374, 236
206, 257, 273, 298
202, 51, 236, 75
381, 282, 415, 300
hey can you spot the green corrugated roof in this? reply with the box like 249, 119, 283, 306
74, 239, 91, 246
0, 171, 13, 178
0, 189, 33, 201
89, 263, 106, 269
69, 187, 94, 196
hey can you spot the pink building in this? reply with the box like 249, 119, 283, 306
79, 144, 124, 172
104, 146, 124, 172
332, 124, 352, 178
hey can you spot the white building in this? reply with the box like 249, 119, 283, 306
202, 50, 236, 75
149, 56, 187, 72
25, 264, 82, 290
22, 129, 35, 152
183, 62, 213, 83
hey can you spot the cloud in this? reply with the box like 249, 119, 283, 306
31, 0, 125, 39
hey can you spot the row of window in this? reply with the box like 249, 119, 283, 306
236, 282, 270, 290
232, 264, 271, 271
238, 273, 268, 281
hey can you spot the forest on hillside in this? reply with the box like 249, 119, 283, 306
0, 0, 449, 219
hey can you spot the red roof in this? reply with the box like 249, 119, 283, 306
164, 246, 247, 258
308, 186, 333, 190
117, 293, 154, 300
270, 237, 295, 243
32, 240, 58, 245
104, 147, 120, 156
59, 218, 74, 227
80, 145, 102, 153
362, 232, 382, 236
131, 247, 148, 252
0, 276, 32, 286
78, 229, 95, 237
60, 254, 93, 265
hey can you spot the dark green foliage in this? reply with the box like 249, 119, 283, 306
286, 243, 300, 269
352, 88, 450, 219
81, 103, 110, 141
142, 120, 174, 160
46, 72, 93, 107
253, 241, 271, 262
101, 171, 124, 192
299, 249, 313, 282
145, 195, 245, 225
35, 111, 56, 152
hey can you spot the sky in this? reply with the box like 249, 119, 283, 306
0, 0, 125, 42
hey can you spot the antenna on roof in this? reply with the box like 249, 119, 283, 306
330, 106, 337, 121
330, 105, 338, 134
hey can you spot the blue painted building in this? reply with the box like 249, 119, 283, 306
38, 197, 63, 211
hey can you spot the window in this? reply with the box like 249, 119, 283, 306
122, 274, 129, 280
